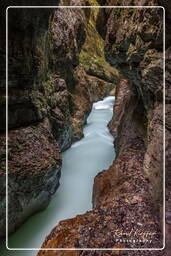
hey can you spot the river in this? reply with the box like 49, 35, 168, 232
0, 96, 115, 255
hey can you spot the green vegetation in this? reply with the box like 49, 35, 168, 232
60, 0, 71, 5
79, 0, 119, 83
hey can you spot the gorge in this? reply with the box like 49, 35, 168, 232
0, 96, 115, 255
0, 0, 171, 256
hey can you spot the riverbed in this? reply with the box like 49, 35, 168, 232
0, 96, 115, 255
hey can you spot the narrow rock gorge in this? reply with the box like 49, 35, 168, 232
0, 0, 119, 239
0, 0, 170, 256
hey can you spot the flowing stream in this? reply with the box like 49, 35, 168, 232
0, 96, 115, 255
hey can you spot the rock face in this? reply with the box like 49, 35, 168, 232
37, 1, 171, 255
71, 66, 116, 141
0, 3, 83, 238
102, 0, 164, 215
0, 118, 62, 236
37, 80, 164, 254
165, 48, 171, 256
103, 2, 171, 254
0, 1, 118, 238
79, 0, 120, 83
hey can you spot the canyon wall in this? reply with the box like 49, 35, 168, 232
0, 0, 119, 238
38, 1, 171, 256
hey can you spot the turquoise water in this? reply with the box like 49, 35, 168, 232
0, 96, 115, 255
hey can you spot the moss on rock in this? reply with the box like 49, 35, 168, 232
79, 0, 120, 83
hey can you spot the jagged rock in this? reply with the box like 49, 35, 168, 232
0, 118, 61, 237
37, 80, 165, 255
0, 2, 87, 237
37, 1, 171, 255
0, 0, 117, 238
71, 67, 116, 141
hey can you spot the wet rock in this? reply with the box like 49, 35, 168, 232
0, 2, 87, 237
79, 1, 120, 84
37, 80, 163, 254
0, 1, 117, 238
37, 1, 170, 254
0, 118, 61, 237
71, 67, 116, 141
103, 0, 165, 222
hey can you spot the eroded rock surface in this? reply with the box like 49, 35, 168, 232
0, 118, 61, 236
37, 1, 170, 255
0, 3, 85, 238
0, 1, 117, 238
